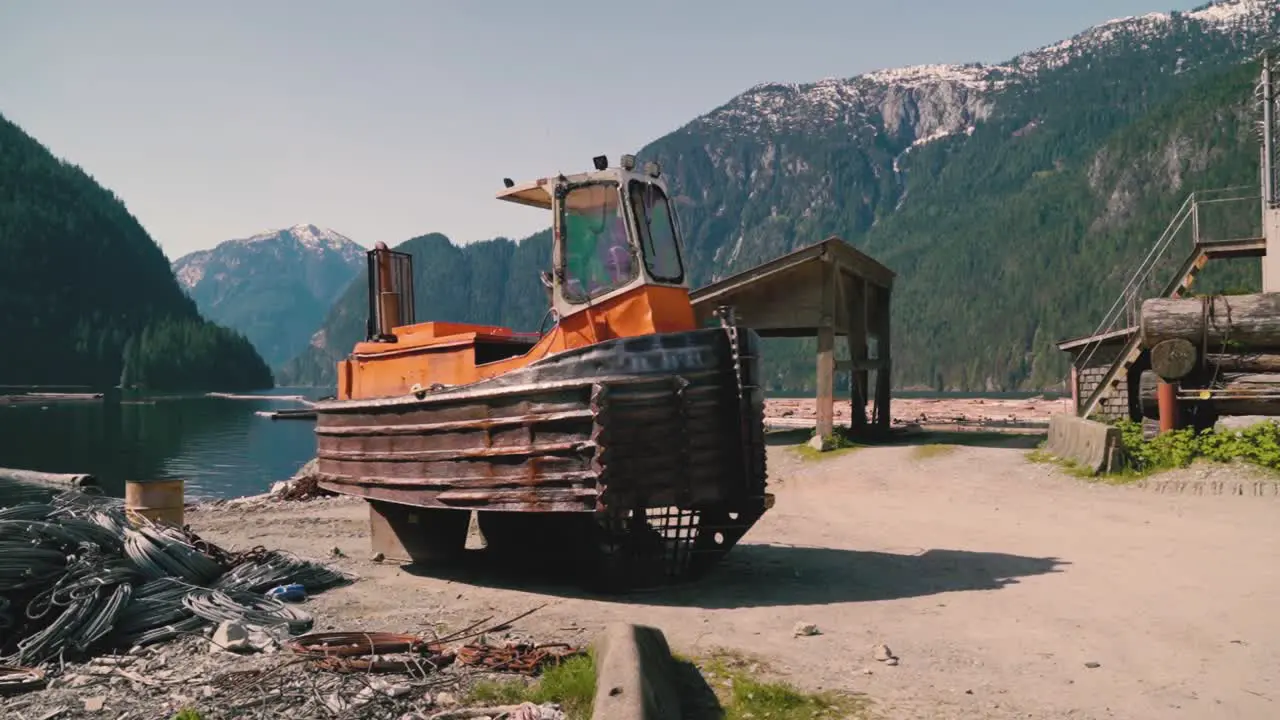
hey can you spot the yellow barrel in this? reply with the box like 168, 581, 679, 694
125, 479, 185, 527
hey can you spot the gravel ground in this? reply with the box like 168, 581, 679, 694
9, 434, 1275, 719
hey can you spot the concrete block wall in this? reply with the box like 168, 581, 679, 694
1069, 342, 1130, 422
1076, 366, 1129, 422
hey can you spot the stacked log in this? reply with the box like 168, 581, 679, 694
1139, 293, 1280, 418
1138, 370, 1280, 420
1141, 293, 1280, 349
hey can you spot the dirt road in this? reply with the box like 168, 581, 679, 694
190, 437, 1280, 719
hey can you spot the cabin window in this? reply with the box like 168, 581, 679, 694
629, 181, 684, 284
560, 182, 637, 303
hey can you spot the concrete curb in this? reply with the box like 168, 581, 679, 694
590, 623, 683, 720
1044, 415, 1124, 474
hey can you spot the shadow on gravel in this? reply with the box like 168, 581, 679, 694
403, 546, 1067, 609
673, 657, 726, 720
766, 427, 1044, 449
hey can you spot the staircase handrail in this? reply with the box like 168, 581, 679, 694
1072, 192, 1196, 374
1070, 185, 1260, 418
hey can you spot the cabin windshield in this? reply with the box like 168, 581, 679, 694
629, 181, 684, 284
560, 182, 637, 303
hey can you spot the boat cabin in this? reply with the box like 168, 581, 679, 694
336, 155, 698, 401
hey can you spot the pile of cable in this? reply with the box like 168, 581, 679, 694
108, 578, 206, 648
213, 548, 349, 594
183, 587, 313, 635
0, 489, 351, 671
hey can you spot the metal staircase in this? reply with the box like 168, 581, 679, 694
1073, 187, 1264, 419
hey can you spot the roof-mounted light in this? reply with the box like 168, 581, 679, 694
620, 154, 636, 171
502, 178, 514, 188
592, 155, 608, 171
644, 161, 661, 178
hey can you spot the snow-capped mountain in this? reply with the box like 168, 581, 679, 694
658, 0, 1278, 281
172, 225, 366, 368
694, 0, 1273, 141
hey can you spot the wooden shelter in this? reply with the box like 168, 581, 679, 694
690, 237, 895, 440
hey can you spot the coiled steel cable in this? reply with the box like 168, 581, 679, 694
214, 549, 350, 594
0, 504, 57, 521
0, 546, 67, 593
2, 488, 348, 664
70, 583, 133, 653
183, 588, 313, 635
10, 591, 97, 665
109, 579, 200, 647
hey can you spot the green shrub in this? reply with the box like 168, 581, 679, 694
1115, 419, 1280, 473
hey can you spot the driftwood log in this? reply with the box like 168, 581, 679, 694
1141, 293, 1280, 350
0, 467, 97, 488
1139, 370, 1280, 419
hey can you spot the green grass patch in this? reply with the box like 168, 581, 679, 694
911, 444, 957, 460
467, 653, 596, 719
697, 650, 870, 720
1026, 447, 1140, 483
171, 711, 203, 720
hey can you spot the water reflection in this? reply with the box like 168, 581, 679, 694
0, 389, 323, 504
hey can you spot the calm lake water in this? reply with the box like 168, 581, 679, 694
0, 388, 325, 506
0, 387, 1058, 507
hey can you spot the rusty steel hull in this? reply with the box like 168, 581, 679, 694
313, 326, 768, 518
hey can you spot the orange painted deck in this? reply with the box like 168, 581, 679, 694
338, 285, 697, 400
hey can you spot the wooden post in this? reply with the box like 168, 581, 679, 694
1070, 364, 1079, 414
874, 284, 892, 431
816, 260, 836, 441
847, 273, 869, 432
1157, 380, 1178, 434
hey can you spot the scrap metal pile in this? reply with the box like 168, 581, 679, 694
0, 490, 351, 671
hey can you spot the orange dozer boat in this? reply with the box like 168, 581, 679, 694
312, 154, 772, 589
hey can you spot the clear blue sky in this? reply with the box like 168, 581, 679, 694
1, 1, 1200, 259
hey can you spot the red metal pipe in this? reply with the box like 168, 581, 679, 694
1157, 379, 1178, 433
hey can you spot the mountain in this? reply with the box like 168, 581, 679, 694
0, 112, 273, 392
282, 0, 1272, 392
276, 231, 553, 384
172, 225, 364, 368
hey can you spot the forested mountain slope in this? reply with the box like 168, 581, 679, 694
172, 225, 364, 368
0, 113, 273, 391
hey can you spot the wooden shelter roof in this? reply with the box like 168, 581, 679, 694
689, 236, 895, 337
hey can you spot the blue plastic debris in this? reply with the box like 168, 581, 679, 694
266, 583, 307, 603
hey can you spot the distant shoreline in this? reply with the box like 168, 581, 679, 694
766, 395, 1068, 429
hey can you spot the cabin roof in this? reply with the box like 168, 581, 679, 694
689, 236, 895, 338
1055, 326, 1136, 352
495, 179, 554, 210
